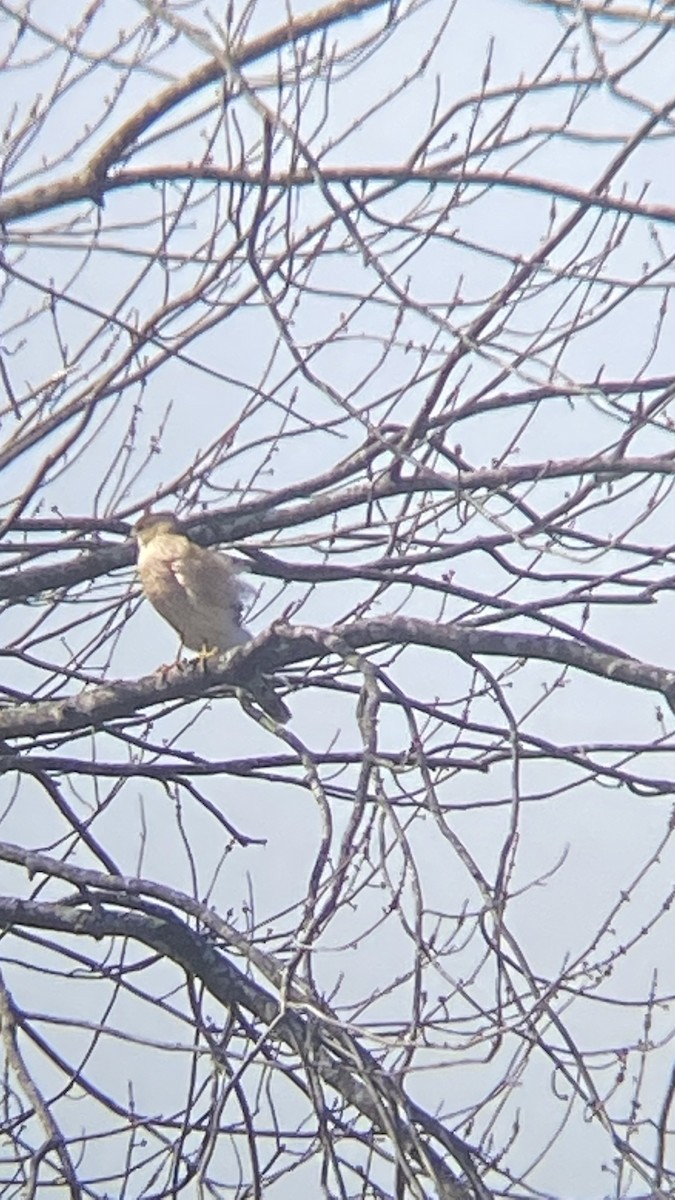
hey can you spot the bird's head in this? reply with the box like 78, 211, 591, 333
133, 511, 181, 545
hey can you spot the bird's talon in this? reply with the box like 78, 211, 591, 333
198, 644, 218, 674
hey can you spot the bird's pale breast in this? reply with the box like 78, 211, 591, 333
138, 532, 248, 652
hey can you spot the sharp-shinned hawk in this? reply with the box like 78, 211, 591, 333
134, 512, 290, 723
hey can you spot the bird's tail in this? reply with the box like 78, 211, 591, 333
246, 674, 291, 724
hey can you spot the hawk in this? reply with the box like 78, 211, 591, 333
133, 512, 290, 723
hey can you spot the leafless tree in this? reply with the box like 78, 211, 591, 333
0, 2, 674, 1197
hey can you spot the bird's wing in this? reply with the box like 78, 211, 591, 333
171, 540, 245, 623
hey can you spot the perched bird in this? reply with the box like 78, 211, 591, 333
133, 511, 289, 722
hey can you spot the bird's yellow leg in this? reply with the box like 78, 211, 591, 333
198, 643, 218, 673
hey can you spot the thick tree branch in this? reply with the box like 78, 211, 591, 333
3, 450, 675, 603
102, 162, 675, 228
0, 882, 485, 1200
0, 617, 672, 741
0, 0, 391, 224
